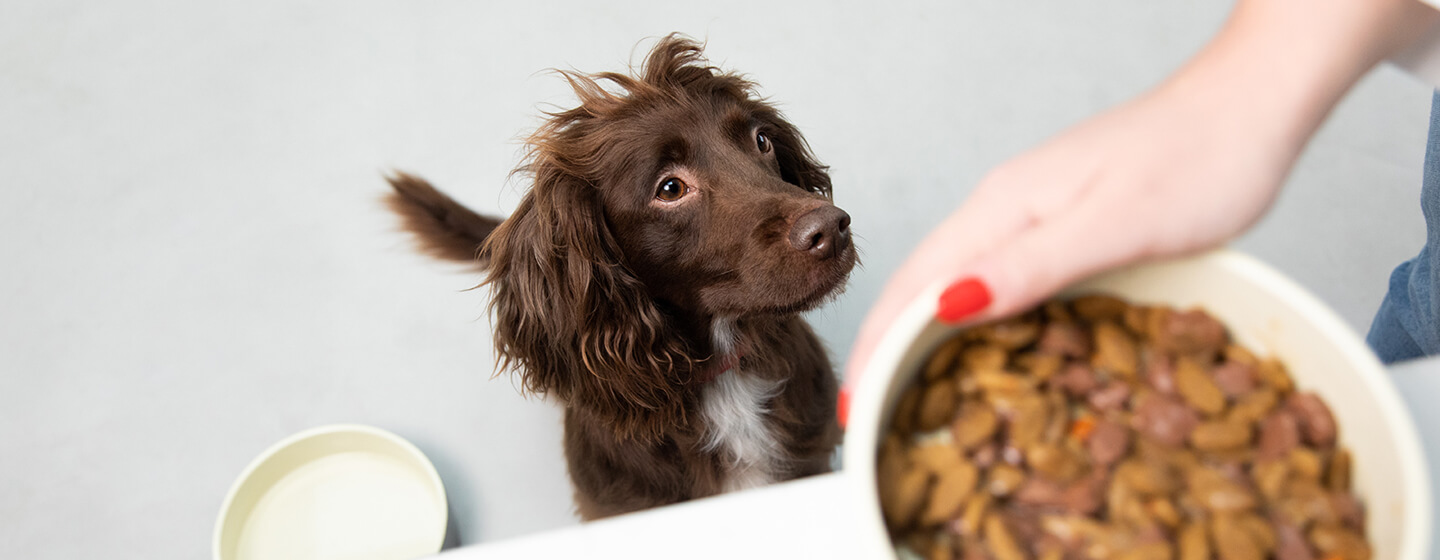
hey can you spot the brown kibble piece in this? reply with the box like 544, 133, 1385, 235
1148, 497, 1183, 528
1008, 394, 1051, 449
1229, 388, 1280, 425
1289, 448, 1324, 481
953, 403, 1000, 450
1022, 353, 1064, 381
1038, 321, 1090, 358
1153, 308, 1228, 357
1188, 467, 1257, 513
987, 464, 1028, 497
1331, 491, 1365, 532
926, 336, 966, 381
964, 344, 1009, 373
1145, 354, 1179, 396
1237, 512, 1276, 553
1307, 524, 1372, 560
1225, 344, 1259, 367
1191, 420, 1252, 452
1257, 411, 1300, 462
1175, 357, 1227, 416
1178, 522, 1210, 560
1286, 392, 1338, 447
917, 381, 959, 431
984, 515, 1029, 560
1053, 363, 1099, 397
957, 492, 990, 536
1115, 459, 1178, 496
1117, 542, 1173, 560
982, 318, 1041, 350
1124, 304, 1153, 335
881, 466, 932, 529
1212, 515, 1265, 560
1212, 360, 1259, 398
911, 441, 964, 472
1027, 443, 1085, 483
1061, 471, 1107, 515
1133, 395, 1200, 447
1276, 521, 1317, 560
1087, 419, 1131, 466
1258, 358, 1295, 394
1073, 294, 1129, 321
928, 536, 955, 560
894, 384, 922, 434
1328, 449, 1352, 492
976, 370, 1036, 393
1275, 478, 1340, 527
1087, 382, 1132, 412
1253, 460, 1291, 502
1014, 477, 1066, 508
1092, 321, 1139, 378
921, 460, 979, 525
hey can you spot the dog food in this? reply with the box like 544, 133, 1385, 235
877, 295, 1369, 560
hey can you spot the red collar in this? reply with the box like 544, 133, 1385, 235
694, 352, 743, 385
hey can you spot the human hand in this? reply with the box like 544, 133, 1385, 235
837, 0, 1440, 426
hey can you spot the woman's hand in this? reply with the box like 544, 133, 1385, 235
839, 0, 1440, 425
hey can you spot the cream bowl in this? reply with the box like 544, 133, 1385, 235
841, 250, 1431, 559
213, 424, 450, 560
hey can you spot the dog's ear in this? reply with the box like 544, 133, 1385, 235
483, 164, 694, 441
760, 111, 833, 199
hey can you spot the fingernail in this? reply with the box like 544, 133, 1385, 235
837, 389, 850, 428
937, 277, 992, 323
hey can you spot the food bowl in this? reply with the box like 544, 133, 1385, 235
213, 424, 450, 560
841, 249, 1431, 559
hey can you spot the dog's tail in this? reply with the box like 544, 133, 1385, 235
384, 171, 502, 266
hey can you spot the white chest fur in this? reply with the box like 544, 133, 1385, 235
701, 320, 784, 493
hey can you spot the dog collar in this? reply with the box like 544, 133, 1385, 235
694, 352, 743, 385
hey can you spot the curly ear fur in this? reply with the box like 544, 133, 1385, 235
484, 148, 698, 442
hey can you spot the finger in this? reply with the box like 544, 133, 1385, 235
839, 166, 1085, 424
946, 195, 1167, 325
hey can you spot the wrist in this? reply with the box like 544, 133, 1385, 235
1158, 0, 1439, 149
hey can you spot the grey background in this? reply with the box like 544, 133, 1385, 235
1, 1, 1432, 558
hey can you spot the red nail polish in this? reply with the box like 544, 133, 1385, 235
837, 390, 850, 428
937, 277, 992, 323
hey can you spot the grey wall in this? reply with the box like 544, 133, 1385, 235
2, 1, 1432, 558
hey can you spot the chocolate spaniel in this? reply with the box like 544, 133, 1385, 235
386, 34, 856, 520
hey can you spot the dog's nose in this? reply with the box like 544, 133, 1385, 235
788, 206, 852, 259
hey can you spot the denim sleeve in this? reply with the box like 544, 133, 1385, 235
1367, 91, 1440, 363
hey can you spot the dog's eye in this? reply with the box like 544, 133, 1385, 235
656, 177, 689, 202
756, 132, 772, 154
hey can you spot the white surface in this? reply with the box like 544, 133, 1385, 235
427, 472, 860, 559
3, 2, 1438, 558
844, 250, 1432, 560
214, 425, 447, 560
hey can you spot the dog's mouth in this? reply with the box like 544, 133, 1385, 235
742, 242, 859, 316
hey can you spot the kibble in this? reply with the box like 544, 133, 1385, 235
879, 294, 1368, 560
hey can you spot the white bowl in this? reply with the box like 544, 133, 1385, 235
842, 250, 1431, 559
213, 424, 450, 560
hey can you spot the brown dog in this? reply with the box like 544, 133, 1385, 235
386, 35, 855, 520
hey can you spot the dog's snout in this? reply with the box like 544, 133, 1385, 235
787, 206, 852, 259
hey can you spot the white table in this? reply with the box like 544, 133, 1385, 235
429, 356, 1440, 559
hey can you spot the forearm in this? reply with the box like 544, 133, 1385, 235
1159, 0, 1439, 152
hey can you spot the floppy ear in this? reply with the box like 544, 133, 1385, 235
482, 165, 696, 441
759, 110, 833, 199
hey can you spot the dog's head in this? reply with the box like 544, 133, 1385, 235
486, 35, 855, 437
